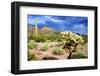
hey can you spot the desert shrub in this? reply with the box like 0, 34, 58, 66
41, 44, 49, 51
50, 45, 53, 47
29, 34, 35, 40
53, 47, 64, 55
48, 35, 57, 41
30, 35, 47, 42
35, 36, 47, 42
81, 35, 88, 43
28, 43, 34, 49
28, 52, 37, 61
54, 31, 60, 35
71, 53, 87, 59
28, 40, 37, 49
49, 34, 61, 42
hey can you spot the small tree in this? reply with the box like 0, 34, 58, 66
61, 32, 84, 59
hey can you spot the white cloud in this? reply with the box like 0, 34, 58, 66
28, 15, 67, 26
28, 18, 34, 24
72, 24, 87, 34
28, 17, 47, 25
44, 16, 64, 23
72, 24, 85, 29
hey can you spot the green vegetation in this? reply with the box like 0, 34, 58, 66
53, 47, 64, 55
29, 34, 47, 42
49, 34, 62, 42
28, 40, 37, 49
81, 35, 88, 43
41, 44, 49, 51
28, 31, 61, 42
34, 35, 47, 42
71, 52, 87, 59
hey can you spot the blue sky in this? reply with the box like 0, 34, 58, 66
28, 15, 88, 35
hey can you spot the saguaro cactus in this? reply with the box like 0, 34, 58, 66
35, 17, 38, 37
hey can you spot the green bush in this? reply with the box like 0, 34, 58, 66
35, 36, 47, 42
71, 53, 87, 59
28, 41, 37, 49
81, 35, 88, 43
53, 47, 64, 55
28, 43, 34, 49
30, 35, 47, 42
48, 34, 61, 42
41, 44, 49, 51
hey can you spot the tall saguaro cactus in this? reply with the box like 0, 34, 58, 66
35, 17, 38, 37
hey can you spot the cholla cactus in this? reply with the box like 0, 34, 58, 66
61, 32, 84, 59
61, 32, 84, 44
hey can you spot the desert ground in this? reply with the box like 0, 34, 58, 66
28, 41, 88, 61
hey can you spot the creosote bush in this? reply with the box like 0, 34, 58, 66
41, 44, 49, 51
28, 40, 37, 49
53, 47, 64, 55
71, 52, 87, 59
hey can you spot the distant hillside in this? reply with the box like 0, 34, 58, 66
28, 25, 59, 35
40, 26, 57, 35
28, 25, 39, 33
